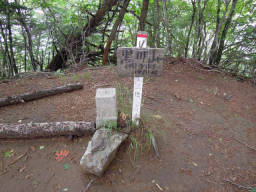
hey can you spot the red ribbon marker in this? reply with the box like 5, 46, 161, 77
137, 34, 148, 38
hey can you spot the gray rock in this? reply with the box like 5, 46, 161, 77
80, 128, 128, 177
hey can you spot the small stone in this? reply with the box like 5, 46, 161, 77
121, 179, 125, 184
19, 166, 26, 173
25, 174, 32, 179
225, 95, 232, 101
153, 115, 162, 120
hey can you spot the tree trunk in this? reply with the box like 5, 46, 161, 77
102, 0, 130, 65
185, 0, 196, 58
16, 4, 37, 71
196, 0, 208, 60
6, 0, 18, 75
207, 0, 230, 66
0, 83, 83, 107
215, 0, 238, 66
192, 0, 201, 57
153, 0, 161, 47
138, 0, 149, 31
0, 37, 7, 77
47, 0, 118, 71
0, 32, 8, 77
0, 21, 13, 76
162, 0, 172, 55
0, 121, 95, 139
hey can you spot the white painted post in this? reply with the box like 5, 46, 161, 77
132, 31, 147, 124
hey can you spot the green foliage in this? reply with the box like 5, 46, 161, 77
128, 135, 139, 161
115, 83, 132, 117
102, 120, 119, 136
0, 0, 255, 80
251, 187, 256, 192
81, 71, 91, 80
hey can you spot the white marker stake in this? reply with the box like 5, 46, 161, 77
132, 77, 144, 123
132, 32, 147, 124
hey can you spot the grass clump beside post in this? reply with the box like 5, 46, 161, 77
115, 83, 165, 161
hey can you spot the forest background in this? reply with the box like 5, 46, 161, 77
0, 0, 255, 80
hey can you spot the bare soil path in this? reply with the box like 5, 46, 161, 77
0, 59, 256, 192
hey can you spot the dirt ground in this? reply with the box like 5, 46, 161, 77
0, 59, 256, 192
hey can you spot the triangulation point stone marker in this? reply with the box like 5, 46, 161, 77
95, 88, 117, 128
81, 87, 128, 176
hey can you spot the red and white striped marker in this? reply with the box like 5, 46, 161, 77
136, 31, 148, 48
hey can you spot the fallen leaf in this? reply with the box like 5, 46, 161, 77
56, 150, 70, 162
64, 163, 70, 170
4, 149, 14, 158
189, 98, 194, 103
39, 146, 45, 150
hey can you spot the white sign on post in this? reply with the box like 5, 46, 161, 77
136, 32, 147, 48
132, 32, 147, 124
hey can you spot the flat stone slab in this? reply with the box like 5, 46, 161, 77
117, 47, 164, 77
80, 128, 128, 177
95, 88, 117, 128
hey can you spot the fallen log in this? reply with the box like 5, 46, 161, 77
0, 121, 95, 139
0, 83, 83, 107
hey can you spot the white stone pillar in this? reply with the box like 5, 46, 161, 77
95, 88, 117, 128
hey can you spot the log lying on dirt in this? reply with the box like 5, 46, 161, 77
0, 83, 83, 107
0, 121, 95, 139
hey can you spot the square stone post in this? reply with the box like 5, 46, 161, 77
95, 88, 117, 128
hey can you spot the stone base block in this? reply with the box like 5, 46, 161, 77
80, 128, 128, 177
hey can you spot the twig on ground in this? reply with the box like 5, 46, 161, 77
224, 179, 252, 191
8, 153, 27, 166
205, 178, 225, 185
233, 138, 256, 151
0, 169, 8, 176
151, 134, 160, 159
0, 158, 3, 172
84, 178, 96, 192
155, 183, 164, 191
